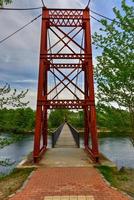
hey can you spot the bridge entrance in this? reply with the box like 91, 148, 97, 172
39, 123, 93, 167
33, 7, 99, 162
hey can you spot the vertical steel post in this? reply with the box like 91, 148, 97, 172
83, 8, 99, 161
33, 8, 49, 162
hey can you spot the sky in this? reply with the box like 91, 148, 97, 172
0, 0, 132, 109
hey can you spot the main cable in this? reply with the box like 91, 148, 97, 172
91, 10, 121, 24
40, 0, 45, 7
86, 0, 91, 7
0, 14, 42, 44
0, 7, 42, 10
90, 15, 101, 23
0, 5, 131, 28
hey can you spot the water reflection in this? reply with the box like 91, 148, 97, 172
0, 135, 34, 174
99, 137, 134, 168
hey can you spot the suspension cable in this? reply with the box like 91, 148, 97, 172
0, 14, 41, 44
40, 0, 45, 7
0, 7, 42, 10
90, 15, 101, 23
86, 0, 91, 8
0, 5, 131, 28
91, 10, 121, 24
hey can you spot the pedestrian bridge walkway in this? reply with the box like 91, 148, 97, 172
55, 123, 77, 148
39, 123, 92, 167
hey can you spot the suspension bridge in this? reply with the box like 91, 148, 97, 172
33, 6, 99, 163
1, 1, 131, 200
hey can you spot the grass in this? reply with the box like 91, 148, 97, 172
0, 168, 34, 200
97, 166, 134, 198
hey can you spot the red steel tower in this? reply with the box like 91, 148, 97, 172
33, 7, 99, 162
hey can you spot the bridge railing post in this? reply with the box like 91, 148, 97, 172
67, 123, 80, 148
51, 123, 65, 148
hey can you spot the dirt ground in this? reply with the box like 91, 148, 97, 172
97, 166, 134, 199
0, 168, 33, 200
117, 169, 134, 198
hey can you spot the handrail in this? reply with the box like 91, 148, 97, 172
51, 123, 65, 147
67, 123, 80, 147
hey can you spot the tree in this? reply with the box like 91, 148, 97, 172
0, 0, 12, 6
0, 84, 29, 109
68, 111, 84, 128
0, 83, 30, 166
96, 105, 131, 134
93, 0, 134, 144
0, 108, 35, 133
49, 109, 69, 128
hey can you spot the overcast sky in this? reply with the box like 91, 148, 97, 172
0, 0, 132, 109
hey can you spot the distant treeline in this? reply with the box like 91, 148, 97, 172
0, 108, 35, 133
48, 109, 84, 129
48, 106, 131, 136
0, 106, 131, 135
97, 105, 131, 134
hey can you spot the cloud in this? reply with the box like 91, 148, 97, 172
45, 0, 85, 8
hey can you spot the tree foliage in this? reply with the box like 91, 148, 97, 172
48, 109, 69, 128
0, 108, 35, 133
48, 108, 131, 136
48, 109, 84, 129
68, 111, 84, 129
93, 0, 134, 143
96, 105, 131, 134
0, 0, 12, 6
0, 84, 29, 109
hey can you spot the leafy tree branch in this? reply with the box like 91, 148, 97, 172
93, 0, 134, 144
0, 0, 12, 6
0, 84, 29, 109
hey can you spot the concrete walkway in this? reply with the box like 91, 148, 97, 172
10, 124, 130, 200
39, 148, 93, 167
55, 123, 76, 148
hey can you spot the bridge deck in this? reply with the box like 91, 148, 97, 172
39, 123, 92, 167
55, 123, 77, 148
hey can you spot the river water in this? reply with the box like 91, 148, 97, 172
0, 133, 134, 175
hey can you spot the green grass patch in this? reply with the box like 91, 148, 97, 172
97, 166, 134, 198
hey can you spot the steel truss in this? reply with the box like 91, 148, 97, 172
33, 7, 99, 162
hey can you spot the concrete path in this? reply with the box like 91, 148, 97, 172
39, 148, 93, 167
55, 123, 76, 148
10, 124, 130, 200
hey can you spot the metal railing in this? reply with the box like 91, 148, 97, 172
67, 123, 80, 147
51, 123, 64, 148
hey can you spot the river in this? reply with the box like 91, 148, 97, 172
0, 133, 134, 175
